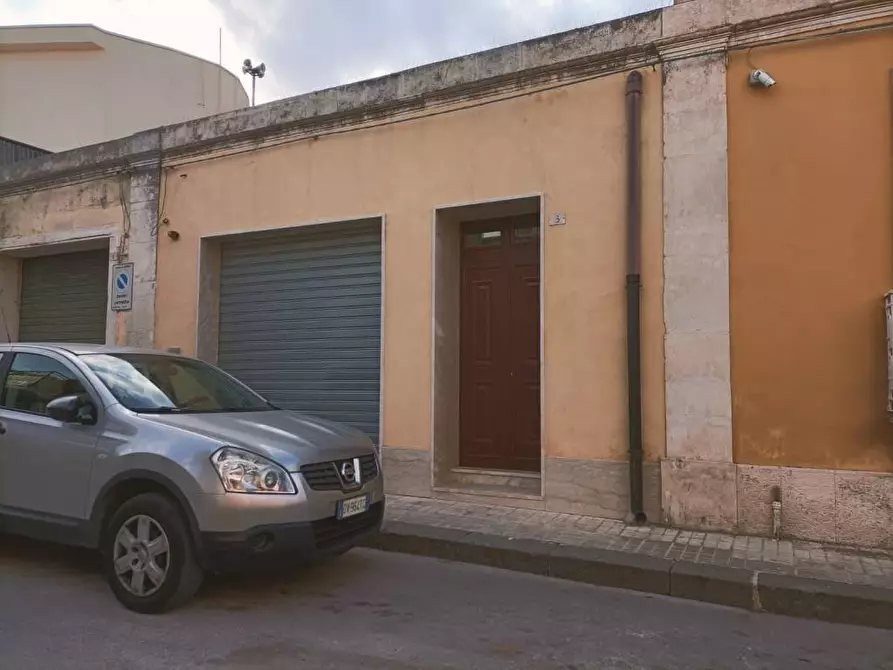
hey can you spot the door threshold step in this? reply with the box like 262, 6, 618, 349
451, 467, 541, 479
445, 467, 542, 495
432, 485, 544, 501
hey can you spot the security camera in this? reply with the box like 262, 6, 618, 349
749, 69, 776, 88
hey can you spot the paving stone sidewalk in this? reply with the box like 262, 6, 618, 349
383, 495, 893, 589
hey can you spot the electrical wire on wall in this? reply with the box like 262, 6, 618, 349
152, 166, 177, 237
116, 174, 132, 264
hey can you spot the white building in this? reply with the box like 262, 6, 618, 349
0, 24, 248, 153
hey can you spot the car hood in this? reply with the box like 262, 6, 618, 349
138, 410, 374, 471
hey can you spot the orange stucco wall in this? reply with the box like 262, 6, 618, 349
728, 28, 893, 471
156, 70, 665, 463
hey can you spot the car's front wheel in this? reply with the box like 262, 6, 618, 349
102, 492, 203, 613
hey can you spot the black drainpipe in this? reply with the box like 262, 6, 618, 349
625, 70, 646, 524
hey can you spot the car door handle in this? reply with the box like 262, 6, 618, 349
0, 421, 6, 435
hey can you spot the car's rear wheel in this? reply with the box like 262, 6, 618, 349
102, 492, 203, 613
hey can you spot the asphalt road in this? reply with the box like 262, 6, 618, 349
1, 537, 893, 669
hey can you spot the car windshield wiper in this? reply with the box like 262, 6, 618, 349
201, 406, 275, 413
133, 406, 186, 414
133, 405, 274, 414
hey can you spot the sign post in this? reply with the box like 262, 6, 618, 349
111, 263, 134, 312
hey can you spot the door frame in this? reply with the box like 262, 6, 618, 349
430, 194, 545, 494
0, 236, 116, 346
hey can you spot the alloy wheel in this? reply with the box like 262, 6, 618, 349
113, 514, 171, 597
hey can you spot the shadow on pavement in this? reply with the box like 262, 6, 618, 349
196, 550, 381, 612
0, 533, 380, 613
0, 535, 99, 576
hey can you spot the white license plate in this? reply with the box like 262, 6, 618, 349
337, 494, 369, 520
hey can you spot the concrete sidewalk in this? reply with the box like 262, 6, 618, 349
365, 495, 893, 629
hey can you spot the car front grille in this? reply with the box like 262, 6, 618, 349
312, 501, 384, 551
360, 454, 378, 481
299, 462, 341, 491
299, 454, 379, 492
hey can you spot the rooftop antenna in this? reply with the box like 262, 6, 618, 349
217, 27, 222, 111
242, 58, 266, 106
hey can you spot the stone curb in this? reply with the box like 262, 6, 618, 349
363, 521, 893, 630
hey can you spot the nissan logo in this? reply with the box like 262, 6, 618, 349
340, 458, 362, 486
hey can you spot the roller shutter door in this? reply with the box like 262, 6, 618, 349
218, 220, 382, 442
18, 249, 108, 344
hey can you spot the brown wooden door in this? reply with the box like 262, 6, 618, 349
459, 214, 540, 472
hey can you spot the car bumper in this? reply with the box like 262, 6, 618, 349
191, 467, 385, 530
190, 465, 385, 572
199, 498, 384, 572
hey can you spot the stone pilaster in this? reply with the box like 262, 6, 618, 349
112, 167, 160, 347
660, 53, 736, 531
0, 255, 20, 343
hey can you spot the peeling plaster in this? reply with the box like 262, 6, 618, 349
0, 165, 160, 347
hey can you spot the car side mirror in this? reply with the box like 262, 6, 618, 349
47, 395, 97, 426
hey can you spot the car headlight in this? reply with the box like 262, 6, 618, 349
211, 447, 296, 494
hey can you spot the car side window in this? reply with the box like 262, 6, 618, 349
0, 353, 88, 416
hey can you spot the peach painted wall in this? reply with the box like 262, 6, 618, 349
728, 28, 893, 471
155, 70, 665, 463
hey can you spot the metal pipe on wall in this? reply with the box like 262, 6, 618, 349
625, 70, 646, 524
885, 291, 893, 421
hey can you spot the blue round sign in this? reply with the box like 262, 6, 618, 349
115, 273, 129, 291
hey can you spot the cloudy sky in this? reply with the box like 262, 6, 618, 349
1, 0, 671, 104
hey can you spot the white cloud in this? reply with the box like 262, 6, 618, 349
2, 0, 672, 104
211, 0, 672, 98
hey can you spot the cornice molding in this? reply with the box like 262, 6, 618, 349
1, 0, 890, 198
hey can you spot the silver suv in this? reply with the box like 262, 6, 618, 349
0, 344, 384, 613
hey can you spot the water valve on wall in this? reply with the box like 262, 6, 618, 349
885, 291, 893, 420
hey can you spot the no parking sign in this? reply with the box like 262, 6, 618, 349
111, 263, 133, 312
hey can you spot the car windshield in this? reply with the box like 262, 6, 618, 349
81, 353, 275, 414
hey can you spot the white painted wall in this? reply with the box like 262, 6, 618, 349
0, 25, 248, 152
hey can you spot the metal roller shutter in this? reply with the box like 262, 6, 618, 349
218, 220, 382, 442
18, 249, 109, 344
